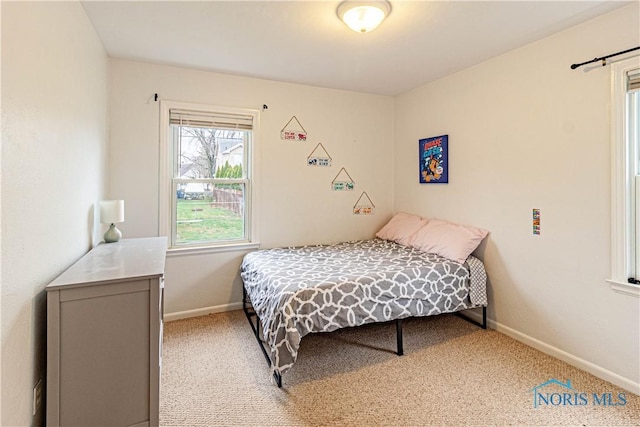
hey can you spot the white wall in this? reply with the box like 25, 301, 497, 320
394, 4, 640, 392
0, 2, 108, 425
108, 60, 394, 316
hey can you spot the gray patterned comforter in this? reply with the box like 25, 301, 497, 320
240, 238, 487, 376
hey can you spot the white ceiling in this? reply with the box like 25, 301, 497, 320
81, 0, 632, 96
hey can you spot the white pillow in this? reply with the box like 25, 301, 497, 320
375, 212, 428, 246
409, 218, 489, 263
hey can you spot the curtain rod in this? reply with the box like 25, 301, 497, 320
570, 46, 640, 70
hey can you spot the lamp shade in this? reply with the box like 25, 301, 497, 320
337, 0, 391, 33
100, 200, 125, 224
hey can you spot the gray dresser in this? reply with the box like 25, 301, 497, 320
46, 237, 167, 427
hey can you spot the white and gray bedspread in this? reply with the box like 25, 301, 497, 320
240, 238, 487, 376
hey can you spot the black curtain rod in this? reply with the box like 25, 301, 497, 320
571, 46, 640, 70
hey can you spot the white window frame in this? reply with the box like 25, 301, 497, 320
159, 100, 260, 254
608, 57, 640, 297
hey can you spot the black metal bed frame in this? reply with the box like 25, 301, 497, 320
242, 286, 487, 388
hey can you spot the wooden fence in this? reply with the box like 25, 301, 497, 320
210, 188, 243, 215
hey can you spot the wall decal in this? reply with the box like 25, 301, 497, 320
307, 143, 332, 167
419, 135, 448, 183
331, 167, 355, 191
280, 116, 308, 141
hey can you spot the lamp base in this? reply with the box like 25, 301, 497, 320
104, 223, 122, 243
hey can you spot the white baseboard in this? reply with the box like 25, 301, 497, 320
489, 318, 640, 396
164, 302, 243, 322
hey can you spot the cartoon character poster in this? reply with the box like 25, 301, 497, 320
419, 135, 448, 184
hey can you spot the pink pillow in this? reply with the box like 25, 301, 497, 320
375, 212, 428, 246
409, 218, 488, 263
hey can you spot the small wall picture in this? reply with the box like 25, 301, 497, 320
280, 115, 308, 141
419, 135, 448, 183
332, 167, 355, 191
307, 143, 332, 167
353, 191, 375, 215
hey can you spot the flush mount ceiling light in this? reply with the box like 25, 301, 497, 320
337, 0, 391, 33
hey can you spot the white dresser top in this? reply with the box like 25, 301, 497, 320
47, 237, 167, 290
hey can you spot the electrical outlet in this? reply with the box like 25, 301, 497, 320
33, 379, 43, 416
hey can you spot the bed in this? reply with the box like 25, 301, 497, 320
241, 216, 488, 387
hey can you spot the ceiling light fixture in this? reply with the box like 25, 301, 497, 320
337, 0, 391, 33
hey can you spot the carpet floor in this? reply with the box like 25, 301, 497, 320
159, 310, 639, 426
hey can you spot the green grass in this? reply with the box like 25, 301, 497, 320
176, 199, 243, 244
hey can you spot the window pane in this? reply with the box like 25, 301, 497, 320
173, 125, 245, 179
175, 183, 245, 245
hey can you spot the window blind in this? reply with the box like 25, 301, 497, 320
628, 70, 640, 92
169, 109, 253, 130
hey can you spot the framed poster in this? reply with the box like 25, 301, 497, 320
419, 135, 448, 183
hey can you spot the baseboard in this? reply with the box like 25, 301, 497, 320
164, 302, 243, 322
489, 318, 640, 396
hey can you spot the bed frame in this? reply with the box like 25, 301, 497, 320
242, 286, 487, 388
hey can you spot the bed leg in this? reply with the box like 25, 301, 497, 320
273, 371, 282, 388
482, 306, 487, 330
396, 319, 404, 356
455, 306, 488, 329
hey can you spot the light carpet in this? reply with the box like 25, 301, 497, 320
159, 310, 639, 426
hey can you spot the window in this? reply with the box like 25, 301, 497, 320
159, 101, 259, 250
610, 57, 640, 295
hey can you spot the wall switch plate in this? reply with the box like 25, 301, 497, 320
533, 208, 541, 235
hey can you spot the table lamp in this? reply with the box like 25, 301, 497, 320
100, 200, 125, 243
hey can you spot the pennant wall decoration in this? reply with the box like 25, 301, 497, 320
353, 191, 375, 215
332, 167, 355, 191
280, 116, 308, 141
307, 143, 332, 167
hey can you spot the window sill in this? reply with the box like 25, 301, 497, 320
606, 279, 640, 298
167, 241, 261, 257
